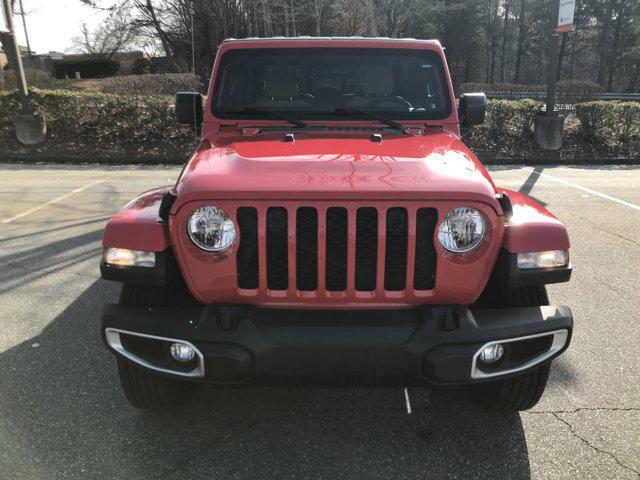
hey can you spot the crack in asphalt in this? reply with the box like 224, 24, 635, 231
550, 412, 640, 478
528, 406, 640, 415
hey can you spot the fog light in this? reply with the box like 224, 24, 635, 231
170, 342, 196, 362
479, 343, 504, 363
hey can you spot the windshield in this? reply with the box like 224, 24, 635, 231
211, 48, 452, 121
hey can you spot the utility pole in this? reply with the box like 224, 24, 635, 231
18, 0, 31, 57
1, 0, 29, 103
0, 0, 46, 144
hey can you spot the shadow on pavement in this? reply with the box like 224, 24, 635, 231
0, 227, 103, 294
0, 280, 532, 479
518, 165, 548, 207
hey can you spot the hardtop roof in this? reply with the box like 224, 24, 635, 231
221, 36, 441, 46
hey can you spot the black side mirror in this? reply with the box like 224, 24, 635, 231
175, 92, 203, 128
459, 92, 486, 128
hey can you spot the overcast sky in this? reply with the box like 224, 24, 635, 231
7, 0, 108, 54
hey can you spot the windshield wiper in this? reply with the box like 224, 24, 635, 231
235, 108, 308, 129
332, 107, 406, 133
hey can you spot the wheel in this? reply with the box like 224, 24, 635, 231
470, 362, 551, 412
117, 358, 192, 412
115, 284, 195, 412
469, 285, 552, 412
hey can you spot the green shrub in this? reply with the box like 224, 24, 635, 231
0, 69, 55, 91
470, 99, 542, 141
575, 101, 640, 146
0, 88, 193, 149
133, 58, 153, 75
1, 90, 637, 161
0, 90, 20, 122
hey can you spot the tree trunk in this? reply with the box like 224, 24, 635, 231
499, 0, 510, 83
314, 0, 322, 36
596, 0, 614, 86
627, 63, 640, 93
606, 14, 623, 91
364, 0, 378, 36
513, 0, 526, 83
489, 39, 497, 83
290, 0, 297, 36
485, 41, 491, 83
569, 34, 576, 80
140, 0, 182, 71
556, 31, 567, 81
261, 0, 273, 37
284, 4, 290, 36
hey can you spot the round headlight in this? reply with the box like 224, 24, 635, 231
437, 207, 486, 253
187, 206, 236, 252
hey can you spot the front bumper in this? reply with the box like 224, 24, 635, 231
101, 304, 573, 386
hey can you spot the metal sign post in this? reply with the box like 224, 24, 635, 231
546, 0, 576, 116
535, 0, 575, 150
545, 0, 561, 116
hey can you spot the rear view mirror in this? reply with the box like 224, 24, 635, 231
459, 93, 486, 128
175, 92, 203, 128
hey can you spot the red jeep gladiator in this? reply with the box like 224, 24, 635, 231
100, 37, 573, 413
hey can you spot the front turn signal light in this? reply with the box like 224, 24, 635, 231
102, 247, 156, 268
517, 250, 569, 269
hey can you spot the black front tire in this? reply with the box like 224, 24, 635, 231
117, 359, 192, 412
470, 285, 552, 412
115, 284, 195, 412
469, 363, 551, 412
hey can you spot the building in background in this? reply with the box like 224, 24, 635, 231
2, 47, 151, 79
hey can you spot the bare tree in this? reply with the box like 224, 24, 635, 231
77, 0, 640, 91
71, 3, 139, 57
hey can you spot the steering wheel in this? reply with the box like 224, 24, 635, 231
367, 95, 413, 109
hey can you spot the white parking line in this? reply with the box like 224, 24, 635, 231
1, 180, 106, 224
525, 168, 640, 212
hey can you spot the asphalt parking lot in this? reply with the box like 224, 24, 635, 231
0, 163, 638, 479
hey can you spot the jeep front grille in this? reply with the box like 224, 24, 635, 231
236, 205, 437, 294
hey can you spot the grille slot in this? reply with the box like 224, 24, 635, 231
325, 207, 348, 291
236, 207, 259, 289
266, 207, 288, 290
414, 207, 438, 290
355, 207, 378, 291
235, 204, 439, 295
296, 207, 318, 291
384, 207, 408, 291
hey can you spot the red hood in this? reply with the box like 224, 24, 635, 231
173, 133, 499, 211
